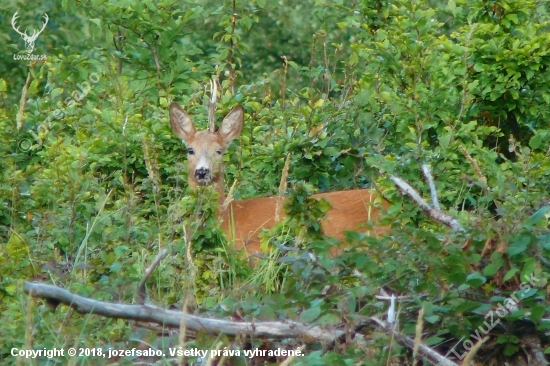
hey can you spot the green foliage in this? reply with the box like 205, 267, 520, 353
1, 0, 550, 364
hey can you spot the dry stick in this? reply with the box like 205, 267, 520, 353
413, 306, 425, 365
222, 180, 237, 212
206, 341, 224, 366
368, 316, 459, 366
23, 282, 349, 342
150, 42, 162, 79
17, 72, 32, 130
135, 247, 170, 304
24, 282, 458, 366
459, 145, 487, 186
458, 146, 502, 213
460, 336, 489, 366
390, 175, 464, 232
20, 292, 34, 366
275, 153, 291, 222
421, 164, 440, 210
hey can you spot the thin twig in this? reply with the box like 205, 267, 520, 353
135, 247, 170, 304
275, 154, 291, 222
459, 146, 487, 186
460, 336, 489, 366
368, 316, 459, 366
421, 164, 440, 210
222, 180, 237, 212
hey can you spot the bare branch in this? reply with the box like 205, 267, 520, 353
421, 164, 440, 210
390, 175, 464, 232
461, 336, 488, 366
24, 282, 345, 342
135, 247, 170, 304
368, 317, 459, 366
24, 282, 459, 365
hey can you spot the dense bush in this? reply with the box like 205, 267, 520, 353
1, 0, 550, 364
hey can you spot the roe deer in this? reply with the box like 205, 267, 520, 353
169, 102, 387, 259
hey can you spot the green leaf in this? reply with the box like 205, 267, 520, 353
529, 134, 543, 149
89, 18, 101, 28
539, 234, 550, 250
424, 315, 440, 324
503, 268, 519, 282
473, 63, 485, 72
300, 306, 321, 323
505, 13, 519, 24
449, 270, 467, 285
529, 305, 545, 322
508, 234, 531, 256
28, 80, 39, 94
438, 131, 451, 148
524, 206, 550, 228
109, 261, 122, 273
483, 261, 502, 277
114, 245, 128, 257
503, 343, 519, 356
466, 272, 486, 287
51, 88, 64, 100
323, 146, 340, 157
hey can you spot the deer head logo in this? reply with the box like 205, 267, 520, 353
11, 11, 48, 54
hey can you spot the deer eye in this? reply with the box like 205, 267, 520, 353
216, 149, 223, 155
187, 148, 195, 155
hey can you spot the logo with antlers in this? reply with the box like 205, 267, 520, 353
11, 11, 49, 54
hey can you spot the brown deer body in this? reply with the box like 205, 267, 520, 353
169, 102, 386, 259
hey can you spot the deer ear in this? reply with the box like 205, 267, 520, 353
169, 102, 195, 144
219, 106, 243, 143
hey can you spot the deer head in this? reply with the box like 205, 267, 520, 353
11, 11, 49, 54
169, 102, 244, 193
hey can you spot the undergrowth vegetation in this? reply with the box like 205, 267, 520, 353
1, 0, 550, 364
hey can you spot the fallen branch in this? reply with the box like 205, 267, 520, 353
24, 282, 459, 366
24, 282, 344, 342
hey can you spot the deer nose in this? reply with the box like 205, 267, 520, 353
195, 168, 209, 180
